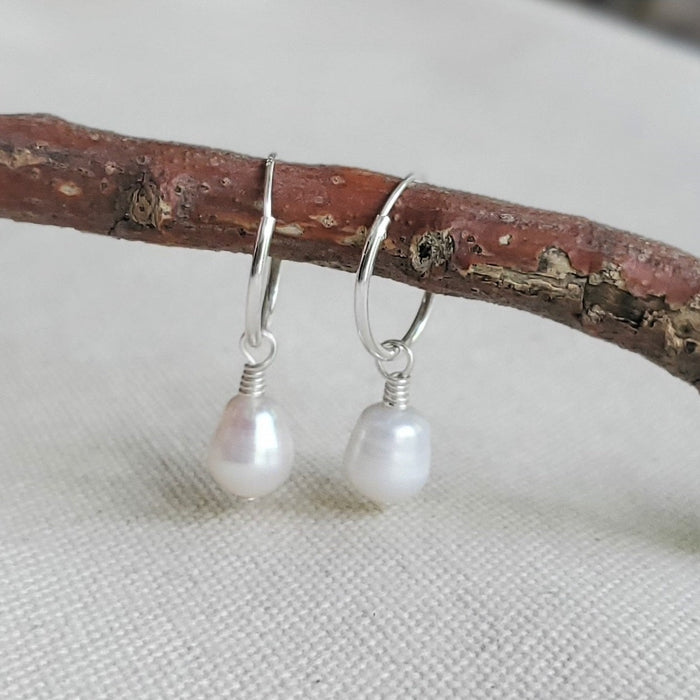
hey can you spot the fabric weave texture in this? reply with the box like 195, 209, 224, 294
1, 1, 700, 698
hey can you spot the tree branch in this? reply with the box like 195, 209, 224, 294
1, 114, 699, 390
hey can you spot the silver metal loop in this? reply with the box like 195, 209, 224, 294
355, 174, 434, 361
375, 340, 414, 380
239, 329, 277, 370
244, 154, 281, 348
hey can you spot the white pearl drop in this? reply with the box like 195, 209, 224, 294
206, 393, 294, 499
343, 402, 431, 506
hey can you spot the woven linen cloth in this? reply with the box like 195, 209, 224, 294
1, 1, 700, 698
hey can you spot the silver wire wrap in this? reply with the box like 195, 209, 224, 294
382, 374, 411, 409
377, 339, 413, 409
238, 364, 267, 397
238, 330, 277, 397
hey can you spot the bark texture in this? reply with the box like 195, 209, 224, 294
1, 114, 699, 390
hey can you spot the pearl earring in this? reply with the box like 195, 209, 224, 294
343, 175, 434, 506
206, 154, 294, 499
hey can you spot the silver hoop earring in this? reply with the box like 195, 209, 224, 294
206, 154, 294, 498
343, 175, 434, 505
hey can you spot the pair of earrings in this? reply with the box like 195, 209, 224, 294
205, 155, 433, 505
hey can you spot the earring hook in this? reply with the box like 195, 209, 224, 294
354, 174, 434, 363
243, 153, 281, 353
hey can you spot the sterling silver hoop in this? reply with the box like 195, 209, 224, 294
243, 154, 281, 359
354, 174, 434, 364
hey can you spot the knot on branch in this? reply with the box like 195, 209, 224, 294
410, 230, 455, 275
127, 177, 167, 229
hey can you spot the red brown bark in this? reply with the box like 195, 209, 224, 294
1, 114, 699, 390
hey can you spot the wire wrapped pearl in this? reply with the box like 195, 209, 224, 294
344, 174, 434, 506
343, 402, 431, 506
206, 393, 294, 499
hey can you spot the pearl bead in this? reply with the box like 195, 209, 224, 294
343, 402, 430, 505
206, 393, 294, 499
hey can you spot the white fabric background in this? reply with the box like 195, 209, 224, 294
1, 1, 700, 698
